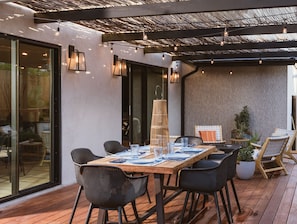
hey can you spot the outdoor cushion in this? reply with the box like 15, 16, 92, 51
199, 130, 216, 142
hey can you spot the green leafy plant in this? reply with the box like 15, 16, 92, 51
232, 105, 250, 139
237, 145, 254, 161
237, 132, 260, 162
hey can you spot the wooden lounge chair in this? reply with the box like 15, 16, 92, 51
272, 128, 297, 164
255, 136, 289, 179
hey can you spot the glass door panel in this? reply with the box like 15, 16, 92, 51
0, 38, 12, 198
0, 37, 54, 200
18, 43, 52, 191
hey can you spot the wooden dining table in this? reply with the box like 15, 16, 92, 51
88, 144, 216, 223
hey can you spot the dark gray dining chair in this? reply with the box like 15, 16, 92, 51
103, 140, 151, 203
69, 148, 103, 224
178, 153, 232, 224
103, 140, 127, 155
194, 145, 242, 222
81, 164, 148, 224
164, 136, 204, 197
174, 136, 203, 146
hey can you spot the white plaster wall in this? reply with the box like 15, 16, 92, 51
0, 3, 180, 193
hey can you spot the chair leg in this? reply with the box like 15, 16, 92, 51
69, 185, 83, 224
131, 200, 140, 224
188, 192, 201, 221
230, 179, 242, 213
179, 191, 190, 224
117, 207, 123, 224
213, 192, 222, 224
85, 204, 93, 224
224, 183, 233, 223
219, 190, 232, 224
122, 208, 128, 222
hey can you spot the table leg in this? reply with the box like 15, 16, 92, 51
154, 173, 165, 224
96, 209, 106, 224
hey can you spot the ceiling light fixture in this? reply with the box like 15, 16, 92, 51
55, 20, 60, 36
170, 62, 180, 83
113, 55, 127, 77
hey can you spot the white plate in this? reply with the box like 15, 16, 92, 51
182, 148, 202, 153
165, 153, 190, 160
129, 159, 156, 164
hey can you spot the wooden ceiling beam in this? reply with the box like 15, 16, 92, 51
34, 0, 297, 23
144, 41, 297, 53
172, 51, 297, 61
103, 24, 297, 42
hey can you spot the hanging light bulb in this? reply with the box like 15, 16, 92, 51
174, 45, 178, 51
229, 71, 233, 75
143, 30, 148, 41
110, 43, 114, 54
282, 24, 287, 34
259, 58, 263, 64
134, 47, 138, 53
220, 38, 225, 46
162, 54, 165, 60
210, 58, 214, 64
224, 27, 229, 37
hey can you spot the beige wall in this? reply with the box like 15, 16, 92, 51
183, 65, 288, 142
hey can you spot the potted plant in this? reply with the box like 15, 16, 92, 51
231, 105, 251, 139
236, 132, 260, 179
236, 144, 255, 179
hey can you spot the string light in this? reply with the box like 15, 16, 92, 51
224, 27, 229, 37
282, 24, 287, 34
143, 30, 148, 41
220, 37, 225, 46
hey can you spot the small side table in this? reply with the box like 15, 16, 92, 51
230, 138, 250, 147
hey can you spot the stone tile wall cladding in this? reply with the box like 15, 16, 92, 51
184, 65, 287, 143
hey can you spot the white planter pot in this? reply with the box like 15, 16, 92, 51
236, 161, 255, 180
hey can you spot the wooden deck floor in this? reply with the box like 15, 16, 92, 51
0, 158, 297, 224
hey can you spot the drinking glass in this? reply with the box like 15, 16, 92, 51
130, 144, 139, 158
181, 137, 188, 147
154, 147, 163, 161
167, 142, 175, 154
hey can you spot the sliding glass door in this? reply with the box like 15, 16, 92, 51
122, 63, 168, 146
0, 35, 60, 202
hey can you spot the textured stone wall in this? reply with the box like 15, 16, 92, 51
184, 65, 287, 143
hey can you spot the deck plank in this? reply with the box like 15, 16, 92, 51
0, 160, 296, 224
